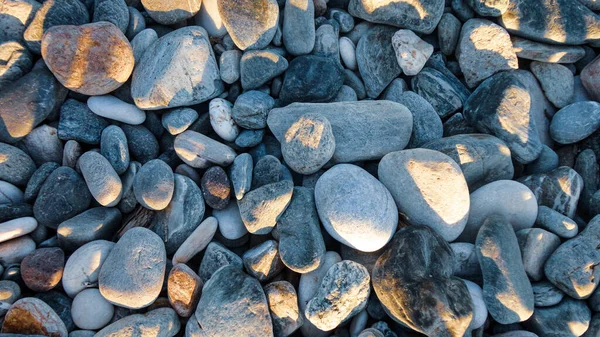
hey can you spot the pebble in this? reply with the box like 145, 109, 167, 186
516, 228, 561, 281
71, 288, 114, 330
438, 13, 461, 56
464, 71, 543, 164
0, 0, 40, 44
0, 41, 33, 91
219, 50, 242, 84
339, 37, 357, 70
525, 297, 590, 337
174, 130, 237, 167
476, 215, 534, 324
0, 235, 35, 265
252, 155, 282, 189
20, 124, 62, 165
397, 91, 443, 148
532, 281, 564, 307
0, 217, 36, 244
167, 263, 202, 318
412, 67, 469, 118
313, 23, 340, 62
280, 55, 344, 103
209, 99, 238, 142
468, 0, 508, 16
131, 26, 223, 110
240, 50, 289, 90
458, 180, 538, 242
62, 141, 82, 169
130, 28, 158, 64
172, 217, 218, 264
100, 126, 129, 175
268, 101, 412, 163
78, 151, 122, 207
0, 144, 35, 187
348, 0, 444, 34
23, 0, 90, 54
98, 227, 166, 309
58, 99, 109, 145
232, 90, 274, 130
535, 205, 579, 239
62, 240, 114, 297
198, 242, 243, 282
550, 101, 600, 144
379, 149, 469, 241
230, 153, 253, 201
125, 6, 144, 39
315, 164, 398, 252
133, 159, 174, 211
193, 0, 227, 37
218, 0, 278, 50
243, 240, 285, 281
201, 166, 230, 210
235, 129, 265, 148
195, 265, 273, 336
372, 226, 473, 337
238, 180, 293, 234
92, 0, 128, 33
525, 145, 559, 175
87, 95, 146, 125
0, 280, 20, 306
141, 0, 200, 25
283, 0, 315, 56
457, 19, 518, 88
512, 37, 586, 63
306, 260, 370, 331
463, 279, 487, 331
41, 22, 133, 95
2, 297, 68, 337
264, 281, 303, 337
57, 207, 121, 252
21, 247, 64, 292
391, 30, 433, 76
531, 61, 574, 108
33, 167, 92, 228
0, 181, 23, 205
121, 125, 159, 164
356, 25, 402, 98
95, 308, 180, 337
451, 242, 482, 282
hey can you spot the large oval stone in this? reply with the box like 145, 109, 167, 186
217, 0, 279, 50
348, 0, 444, 34
2, 297, 68, 337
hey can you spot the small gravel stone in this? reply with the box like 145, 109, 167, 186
172, 217, 218, 264
525, 297, 590, 337
0, 41, 33, 91
550, 101, 600, 145
530, 61, 574, 108
283, 0, 315, 56
21, 247, 64, 292
218, 0, 279, 50
535, 205, 578, 239
532, 281, 564, 307
62, 240, 114, 297
209, 98, 238, 142
516, 228, 561, 281
239, 180, 293, 234
95, 308, 180, 337
219, 50, 242, 84
438, 13, 461, 56
240, 50, 289, 90
264, 281, 303, 337
391, 30, 433, 76
512, 37, 586, 63
280, 55, 344, 103
58, 99, 109, 145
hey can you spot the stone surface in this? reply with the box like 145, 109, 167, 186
167, 263, 202, 318
240, 50, 289, 90
532, 281, 564, 307
391, 30, 433, 76
232, 90, 275, 129
100, 126, 129, 175
457, 19, 518, 88
283, 0, 315, 56
172, 217, 218, 264
0, 217, 36, 244
201, 166, 230, 210
218, 0, 279, 50
57, 207, 121, 252
264, 281, 303, 337
238, 180, 293, 234
268, 101, 412, 163
41, 22, 133, 95
21, 248, 64, 292
0, 41, 33, 91
209, 99, 238, 142
195, 265, 273, 336
550, 102, 600, 145
517, 228, 561, 281
20, 124, 62, 166
198, 242, 243, 282
2, 297, 68, 337
98, 227, 166, 309
71, 289, 114, 330
458, 180, 537, 242
87, 95, 146, 125
398, 91, 443, 148
243, 240, 284, 281
411, 67, 470, 118
93, 0, 128, 33
530, 61, 574, 108
525, 297, 591, 337
468, 0, 509, 16
141, 0, 200, 25
463, 71, 542, 164
373, 226, 474, 337
280, 55, 344, 103
378, 149, 470, 241
0, 0, 41, 44
131, 26, 223, 110
230, 153, 253, 201
78, 151, 122, 207
174, 130, 237, 167
476, 215, 534, 324
356, 25, 402, 98
133, 159, 174, 211
348, 0, 444, 34
62, 240, 114, 297
535, 205, 578, 239
58, 99, 109, 145
219, 50, 241, 84
0, 235, 35, 264
95, 308, 180, 337
131, 28, 157, 63
512, 37, 586, 63
315, 164, 397, 252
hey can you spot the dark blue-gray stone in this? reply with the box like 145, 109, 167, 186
24, 162, 60, 203
58, 99, 109, 145
412, 67, 468, 118
33, 167, 92, 228
532, 281, 564, 307
282, 0, 315, 56
144, 111, 165, 138
397, 91, 442, 148
525, 145, 559, 175
121, 125, 159, 164
235, 129, 264, 148
312, 24, 339, 62
101, 125, 130, 175
356, 25, 401, 99
0, 204, 34, 223
574, 149, 598, 214
125, 6, 145, 39
329, 9, 354, 33
550, 101, 600, 145
252, 155, 282, 189
524, 297, 591, 337
232, 90, 275, 129
240, 50, 289, 90
93, 0, 129, 33
443, 113, 477, 137
57, 207, 122, 252
343, 69, 367, 100
230, 153, 253, 200
280, 55, 344, 103
161, 108, 198, 136
0, 143, 36, 186
198, 242, 243, 283
0, 41, 33, 91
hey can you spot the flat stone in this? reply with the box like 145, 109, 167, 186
87, 95, 146, 125
306, 261, 370, 331
391, 30, 433, 76
582, 55, 600, 102
62, 141, 81, 169
130, 28, 158, 64
268, 101, 412, 163
57, 207, 121, 252
280, 55, 344, 103
198, 242, 243, 282
463, 71, 542, 164
476, 215, 534, 324
141, 0, 201, 25
0, 66, 67, 144
121, 125, 158, 164
41, 22, 133, 95
535, 205, 578, 239
0, 0, 41, 44
232, 90, 275, 129
379, 149, 469, 241
230, 153, 253, 201
283, 0, 315, 56
0, 236, 35, 264
58, 99, 109, 145
438, 14, 461, 56
33, 167, 92, 228
174, 130, 237, 167
218, 0, 279, 50
0, 41, 33, 91
243, 240, 285, 281
172, 217, 218, 264
238, 180, 293, 234
100, 126, 129, 175
457, 19, 518, 88
264, 281, 303, 337
167, 263, 202, 318
512, 37, 586, 63
550, 101, 600, 144
531, 61, 574, 108
99, 227, 166, 309
20, 124, 62, 166
0, 204, 33, 224
195, 266, 273, 336
525, 298, 591, 337
23, 0, 90, 54
373, 226, 473, 337
532, 281, 564, 307
235, 129, 265, 148
339, 37, 357, 70
133, 159, 174, 211
516, 228, 561, 281
240, 50, 289, 90
163, 109, 199, 137
93, 0, 128, 33
95, 308, 180, 337
348, 0, 444, 34
499, 0, 600, 45
78, 151, 122, 207
315, 164, 398, 252
0, 217, 36, 244
356, 25, 402, 98
458, 180, 538, 242
62, 240, 114, 297
2, 298, 67, 337
219, 50, 241, 84
131, 26, 223, 110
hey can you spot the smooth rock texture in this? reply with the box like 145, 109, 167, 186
218, 0, 279, 50
264, 281, 303, 337
71, 289, 114, 330
172, 217, 218, 264
283, 0, 315, 56
95, 308, 180, 337
378, 149, 470, 241
517, 228, 561, 281
133, 159, 174, 211
62, 240, 114, 297
201, 166, 230, 210
57, 207, 121, 252
0, 41, 33, 91
476, 215, 534, 324
243, 240, 284, 282
93, 0, 128, 33
0, 235, 35, 264
280, 55, 344, 103
58, 99, 109, 145
411, 67, 470, 118
232, 90, 275, 129
209, 99, 238, 142
530, 61, 574, 108
78, 151, 122, 207
315, 164, 398, 252
141, 0, 201, 25
240, 50, 289, 90
131, 26, 223, 110
268, 101, 412, 163
550, 102, 600, 145
167, 263, 202, 318
348, 0, 444, 34
87, 95, 146, 125
512, 37, 586, 63
525, 297, 591, 337
0, 217, 36, 243
98, 227, 166, 309
2, 297, 68, 337
535, 205, 578, 239
21, 247, 64, 292
174, 130, 237, 167
238, 180, 293, 234
198, 242, 243, 282
532, 281, 564, 307
41, 22, 133, 95
398, 91, 443, 148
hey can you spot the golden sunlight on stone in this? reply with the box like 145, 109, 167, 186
361, 0, 428, 19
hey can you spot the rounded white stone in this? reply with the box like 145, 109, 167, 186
0, 217, 37, 244
391, 29, 433, 76
209, 98, 239, 142
339, 37, 357, 71
71, 288, 114, 330
87, 95, 146, 125
62, 240, 115, 297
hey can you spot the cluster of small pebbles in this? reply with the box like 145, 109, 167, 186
2, 0, 600, 336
